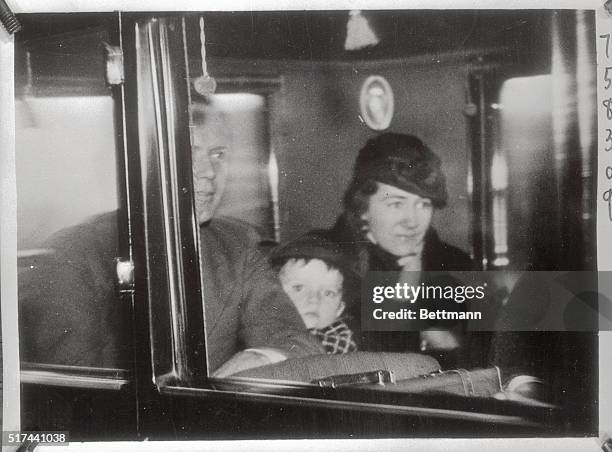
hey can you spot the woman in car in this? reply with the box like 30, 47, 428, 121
324, 133, 475, 364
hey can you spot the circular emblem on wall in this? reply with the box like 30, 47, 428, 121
359, 75, 394, 131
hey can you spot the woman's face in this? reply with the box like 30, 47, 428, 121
361, 182, 434, 257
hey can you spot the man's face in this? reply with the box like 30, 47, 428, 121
279, 258, 345, 330
361, 182, 434, 258
191, 104, 231, 224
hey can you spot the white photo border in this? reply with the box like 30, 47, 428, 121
1, 1, 609, 451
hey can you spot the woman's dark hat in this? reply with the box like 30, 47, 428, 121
351, 133, 448, 207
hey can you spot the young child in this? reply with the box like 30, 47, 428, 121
271, 232, 357, 354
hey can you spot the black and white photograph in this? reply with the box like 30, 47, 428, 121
1, 1, 611, 450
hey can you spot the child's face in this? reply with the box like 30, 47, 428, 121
279, 258, 345, 329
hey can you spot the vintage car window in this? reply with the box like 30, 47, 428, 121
16, 19, 133, 381
1, 6, 602, 446
98, 11, 598, 437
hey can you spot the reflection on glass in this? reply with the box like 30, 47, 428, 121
491, 152, 509, 267
498, 75, 554, 270
16, 39, 126, 370
16, 97, 118, 248
191, 93, 275, 240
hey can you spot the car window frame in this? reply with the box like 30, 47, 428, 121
15, 12, 136, 391
123, 13, 558, 433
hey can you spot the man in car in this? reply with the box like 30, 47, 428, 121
191, 100, 323, 376
19, 98, 323, 377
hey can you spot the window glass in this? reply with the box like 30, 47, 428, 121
179, 12, 597, 433
196, 93, 276, 240
16, 28, 130, 371
186, 12, 483, 382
